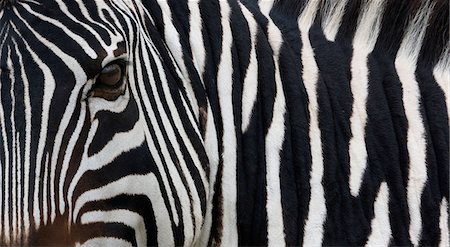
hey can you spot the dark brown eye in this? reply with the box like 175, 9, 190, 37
97, 63, 123, 87
90, 61, 128, 101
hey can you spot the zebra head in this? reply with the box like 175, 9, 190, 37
0, 0, 209, 245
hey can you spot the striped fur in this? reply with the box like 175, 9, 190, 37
0, 0, 448, 246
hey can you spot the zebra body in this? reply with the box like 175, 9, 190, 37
0, 0, 448, 246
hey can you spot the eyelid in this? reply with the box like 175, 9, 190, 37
103, 58, 130, 70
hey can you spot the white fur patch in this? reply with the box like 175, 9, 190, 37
258, 0, 275, 16
395, 2, 434, 245
348, 0, 386, 196
298, 2, 327, 246
196, 103, 219, 247
321, 0, 348, 41
240, 4, 259, 132
188, 0, 207, 80
265, 18, 287, 247
217, 1, 238, 245
77, 237, 133, 247
439, 198, 449, 247
366, 182, 392, 246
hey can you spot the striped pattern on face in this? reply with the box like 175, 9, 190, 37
0, 0, 208, 245
0, 0, 448, 246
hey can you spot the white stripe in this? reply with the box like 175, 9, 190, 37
1, 47, 12, 244
125, 42, 180, 229
135, 9, 208, 205
19, 3, 97, 59
159, 1, 200, 120
217, 1, 238, 245
10, 16, 58, 229
196, 103, 219, 247
348, 0, 385, 196
298, 2, 326, 246
15, 133, 22, 242
135, 38, 183, 226
259, 0, 275, 16
136, 36, 197, 246
298, 0, 320, 31
81, 210, 147, 247
67, 119, 145, 222
56, 1, 123, 53
42, 154, 49, 225
58, 107, 86, 216
144, 23, 209, 189
0, 67, 8, 243
396, 59, 427, 245
240, 4, 259, 132
366, 182, 392, 246
12, 125, 18, 241
7, 51, 18, 243
188, 0, 207, 79
265, 21, 287, 247
48, 63, 86, 224
321, 0, 348, 41
74, 174, 174, 246
77, 237, 132, 247
439, 198, 449, 247
395, 2, 433, 245
434, 49, 449, 247
12, 38, 31, 237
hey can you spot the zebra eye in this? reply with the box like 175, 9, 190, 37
97, 63, 124, 87
90, 61, 128, 100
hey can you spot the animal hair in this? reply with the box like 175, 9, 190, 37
0, 0, 16, 8
267, 0, 449, 65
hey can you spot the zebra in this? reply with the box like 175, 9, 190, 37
0, 0, 448, 246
